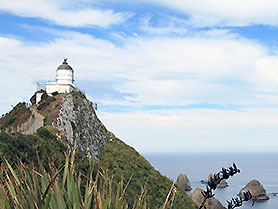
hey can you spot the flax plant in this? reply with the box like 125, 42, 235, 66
0, 150, 174, 209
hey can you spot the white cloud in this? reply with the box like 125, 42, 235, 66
148, 0, 278, 27
95, 0, 278, 27
1, 29, 278, 152
0, 0, 132, 27
99, 107, 278, 153
140, 15, 188, 35
6, 0, 278, 28
256, 57, 278, 84
0, 29, 275, 108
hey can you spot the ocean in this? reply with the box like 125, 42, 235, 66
143, 153, 278, 209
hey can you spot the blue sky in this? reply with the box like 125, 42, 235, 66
1, 0, 278, 153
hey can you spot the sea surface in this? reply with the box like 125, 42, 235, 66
143, 153, 278, 209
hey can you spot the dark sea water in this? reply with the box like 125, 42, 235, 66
143, 153, 278, 209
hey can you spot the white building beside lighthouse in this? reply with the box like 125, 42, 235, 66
46, 59, 76, 95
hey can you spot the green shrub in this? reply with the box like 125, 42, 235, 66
37, 127, 56, 140
6, 117, 15, 126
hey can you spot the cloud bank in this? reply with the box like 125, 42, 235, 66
2, 0, 278, 152
1, 29, 278, 152
152, 0, 278, 27
0, 0, 132, 27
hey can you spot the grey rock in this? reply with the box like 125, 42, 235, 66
53, 92, 113, 158
239, 179, 269, 200
191, 188, 226, 209
176, 173, 192, 191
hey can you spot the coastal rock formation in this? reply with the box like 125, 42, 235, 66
191, 188, 226, 209
176, 173, 192, 191
239, 180, 269, 200
53, 92, 112, 157
201, 174, 228, 188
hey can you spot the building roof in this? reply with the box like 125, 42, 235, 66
57, 58, 73, 71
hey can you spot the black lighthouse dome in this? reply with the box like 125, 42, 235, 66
57, 58, 73, 71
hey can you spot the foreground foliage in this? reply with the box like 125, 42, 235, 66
0, 125, 196, 209
0, 150, 153, 209
1, 146, 185, 209
199, 163, 254, 209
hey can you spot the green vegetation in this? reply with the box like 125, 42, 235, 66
0, 103, 31, 132
0, 128, 196, 208
0, 151, 152, 209
0, 127, 66, 168
72, 90, 87, 101
0, 127, 91, 176
0, 92, 197, 208
98, 138, 197, 209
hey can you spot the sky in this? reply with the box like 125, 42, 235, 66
1, 0, 278, 153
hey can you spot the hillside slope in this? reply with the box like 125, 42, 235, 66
0, 103, 31, 133
99, 138, 196, 208
0, 127, 67, 167
0, 91, 197, 208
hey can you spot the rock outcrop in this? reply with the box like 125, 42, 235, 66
53, 92, 112, 157
176, 173, 192, 191
201, 174, 228, 188
239, 180, 269, 200
191, 188, 226, 209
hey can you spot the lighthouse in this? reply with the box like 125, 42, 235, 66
46, 59, 76, 95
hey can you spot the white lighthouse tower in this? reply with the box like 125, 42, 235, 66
46, 59, 76, 95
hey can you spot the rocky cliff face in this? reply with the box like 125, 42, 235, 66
52, 91, 112, 157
